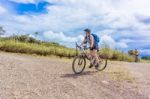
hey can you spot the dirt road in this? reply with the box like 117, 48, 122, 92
0, 52, 149, 99
125, 62, 150, 98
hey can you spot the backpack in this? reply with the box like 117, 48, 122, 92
91, 34, 100, 45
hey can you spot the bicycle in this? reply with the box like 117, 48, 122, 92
72, 43, 108, 74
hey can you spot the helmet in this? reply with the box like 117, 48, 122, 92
84, 28, 91, 33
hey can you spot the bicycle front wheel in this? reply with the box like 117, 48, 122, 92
72, 56, 86, 74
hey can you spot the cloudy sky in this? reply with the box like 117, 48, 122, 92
0, 0, 150, 56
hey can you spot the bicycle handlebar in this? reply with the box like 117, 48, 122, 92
76, 43, 90, 50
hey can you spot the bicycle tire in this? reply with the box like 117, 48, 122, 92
95, 58, 108, 71
72, 56, 86, 74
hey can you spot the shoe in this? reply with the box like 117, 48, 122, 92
95, 63, 99, 69
89, 63, 94, 68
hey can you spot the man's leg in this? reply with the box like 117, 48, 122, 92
90, 50, 99, 64
89, 49, 100, 68
88, 50, 94, 68
93, 49, 99, 65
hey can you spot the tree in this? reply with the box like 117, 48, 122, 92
0, 26, 5, 36
128, 49, 140, 62
128, 50, 134, 56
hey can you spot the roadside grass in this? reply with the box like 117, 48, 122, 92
0, 37, 134, 62
140, 59, 150, 63
103, 61, 135, 83
0, 39, 76, 58
100, 48, 134, 62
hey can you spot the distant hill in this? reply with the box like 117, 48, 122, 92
141, 56, 150, 60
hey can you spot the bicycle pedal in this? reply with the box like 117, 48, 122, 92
89, 64, 94, 68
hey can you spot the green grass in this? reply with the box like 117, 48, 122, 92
0, 39, 76, 58
0, 37, 134, 62
100, 48, 134, 62
140, 59, 150, 63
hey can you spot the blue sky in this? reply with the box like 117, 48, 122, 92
13, 1, 50, 14
0, 0, 150, 56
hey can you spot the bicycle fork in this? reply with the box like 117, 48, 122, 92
78, 58, 83, 65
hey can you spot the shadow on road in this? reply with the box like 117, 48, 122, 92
60, 71, 97, 79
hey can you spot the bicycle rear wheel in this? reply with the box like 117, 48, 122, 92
95, 57, 108, 71
72, 56, 86, 74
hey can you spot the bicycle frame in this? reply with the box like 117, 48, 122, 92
76, 43, 91, 60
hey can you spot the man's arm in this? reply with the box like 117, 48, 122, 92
81, 36, 86, 45
90, 35, 94, 48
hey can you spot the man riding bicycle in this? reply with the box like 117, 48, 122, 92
81, 28, 100, 68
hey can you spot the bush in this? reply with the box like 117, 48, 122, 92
7, 35, 41, 44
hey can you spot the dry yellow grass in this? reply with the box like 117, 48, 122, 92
103, 61, 135, 82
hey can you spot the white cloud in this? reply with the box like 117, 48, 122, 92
119, 39, 135, 43
140, 49, 150, 56
100, 35, 128, 49
43, 31, 83, 46
3, 0, 150, 34
0, 6, 6, 14
116, 42, 128, 49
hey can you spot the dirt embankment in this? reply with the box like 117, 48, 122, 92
0, 52, 149, 99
